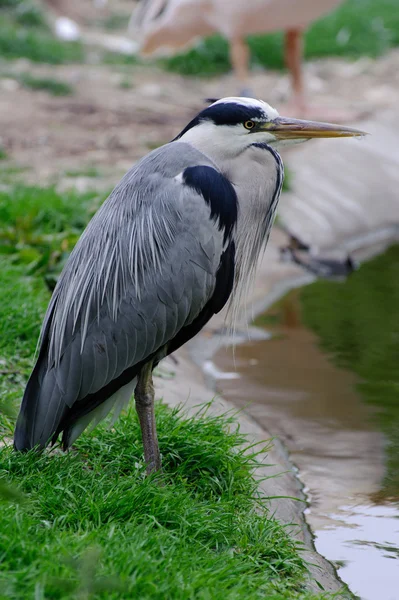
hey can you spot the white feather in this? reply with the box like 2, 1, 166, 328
67, 378, 137, 446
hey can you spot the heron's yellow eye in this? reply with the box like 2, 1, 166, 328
244, 120, 255, 130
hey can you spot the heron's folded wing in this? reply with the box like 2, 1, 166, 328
16, 161, 237, 448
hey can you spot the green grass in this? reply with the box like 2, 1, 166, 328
65, 166, 102, 178
0, 187, 89, 421
0, 185, 103, 291
12, 1, 46, 28
0, 260, 49, 426
0, 261, 49, 360
163, 0, 399, 76
102, 51, 138, 66
3, 72, 74, 96
0, 147, 8, 160
0, 405, 319, 599
0, 184, 99, 241
0, 1, 83, 63
0, 17, 84, 63
17, 72, 73, 95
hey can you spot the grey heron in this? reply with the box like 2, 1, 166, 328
14, 97, 365, 473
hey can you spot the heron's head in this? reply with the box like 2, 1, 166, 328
176, 97, 366, 159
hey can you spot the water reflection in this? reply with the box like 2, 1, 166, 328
315, 504, 399, 600
300, 245, 399, 499
214, 245, 399, 600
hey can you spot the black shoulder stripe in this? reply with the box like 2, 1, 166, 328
183, 165, 238, 243
166, 240, 235, 356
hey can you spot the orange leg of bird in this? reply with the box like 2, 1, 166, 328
283, 28, 365, 122
230, 37, 253, 97
285, 28, 306, 114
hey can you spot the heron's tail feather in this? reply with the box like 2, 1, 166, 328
13, 342, 67, 452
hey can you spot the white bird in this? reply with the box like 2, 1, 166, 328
131, 0, 343, 117
14, 97, 365, 472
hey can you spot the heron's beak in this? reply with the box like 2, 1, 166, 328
263, 117, 367, 139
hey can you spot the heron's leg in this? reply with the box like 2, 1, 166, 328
135, 361, 161, 474
230, 37, 253, 97
284, 28, 305, 113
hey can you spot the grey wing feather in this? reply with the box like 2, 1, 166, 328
14, 143, 226, 450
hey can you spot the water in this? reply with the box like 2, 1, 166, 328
214, 246, 399, 600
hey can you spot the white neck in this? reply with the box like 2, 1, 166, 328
180, 122, 284, 330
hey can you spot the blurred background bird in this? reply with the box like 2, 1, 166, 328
130, 0, 346, 118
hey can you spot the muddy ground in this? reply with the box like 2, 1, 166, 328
1, 46, 399, 191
